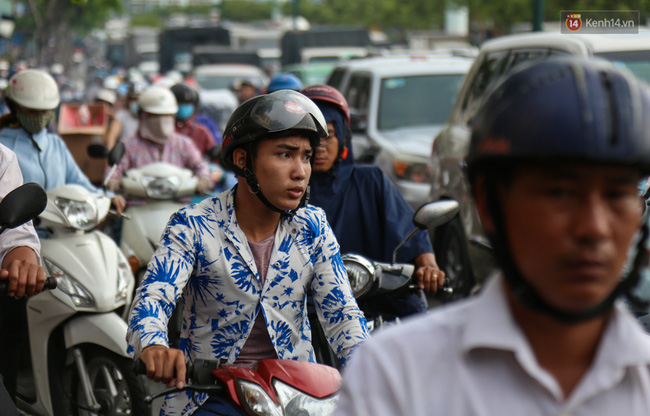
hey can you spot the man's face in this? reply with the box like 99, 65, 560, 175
488, 163, 643, 313
312, 121, 339, 173
238, 85, 256, 103
252, 136, 313, 211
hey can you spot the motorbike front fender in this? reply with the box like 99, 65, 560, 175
64, 313, 130, 358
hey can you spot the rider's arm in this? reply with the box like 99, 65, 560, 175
126, 209, 195, 356
309, 207, 370, 366
0, 148, 44, 297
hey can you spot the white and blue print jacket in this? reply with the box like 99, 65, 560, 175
126, 187, 369, 415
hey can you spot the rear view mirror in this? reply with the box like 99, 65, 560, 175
413, 200, 460, 230
108, 141, 126, 167
0, 183, 47, 232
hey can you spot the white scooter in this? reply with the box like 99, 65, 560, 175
11, 147, 146, 415
119, 163, 198, 283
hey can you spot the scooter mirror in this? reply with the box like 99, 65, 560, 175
413, 200, 459, 230
87, 144, 109, 159
392, 200, 460, 265
0, 182, 47, 232
207, 145, 222, 161
108, 141, 126, 167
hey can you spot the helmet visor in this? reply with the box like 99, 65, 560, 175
250, 90, 327, 137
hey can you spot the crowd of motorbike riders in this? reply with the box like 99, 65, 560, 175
2, 54, 650, 416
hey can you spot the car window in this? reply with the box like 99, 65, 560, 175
596, 50, 650, 84
345, 73, 372, 115
378, 74, 465, 131
327, 67, 347, 90
460, 48, 569, 125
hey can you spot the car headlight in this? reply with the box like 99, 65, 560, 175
236, 380, 282, 416
141, 176, 180, 199
43, 258, 94, 307
115, 255, 133, 305
274, 379, 338, 415
54, 197, 98, 230
342, 254, 375, 298
392, 160, 432, 183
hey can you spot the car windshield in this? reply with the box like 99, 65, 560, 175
378, 74, 465, 131
195, 75, 241, 90
596, 50, 650, 84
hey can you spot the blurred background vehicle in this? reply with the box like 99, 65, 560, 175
327, 54, 473, 210
429, 29, 650, 290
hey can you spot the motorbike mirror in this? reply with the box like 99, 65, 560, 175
413, 200, 460, 230
0, 183, 47, 233
108, 141, 126, 166
207, 146, 222, 161
87, 143, 109, 159
391, 200, 460, 264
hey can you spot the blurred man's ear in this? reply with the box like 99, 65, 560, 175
232, 148, 247, 170
473, 176, 495, 234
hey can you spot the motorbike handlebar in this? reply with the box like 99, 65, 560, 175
134, 358, 226, 404
0, 276, 57, 295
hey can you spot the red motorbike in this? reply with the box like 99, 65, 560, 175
137, 358, 342, 415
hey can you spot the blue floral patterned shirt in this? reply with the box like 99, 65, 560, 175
126, 186, 369, 415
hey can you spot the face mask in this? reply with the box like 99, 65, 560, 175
16, 110, 54, 135
176, 104, 195, 121
129, 102, 139, 116
139, 114, 175, 143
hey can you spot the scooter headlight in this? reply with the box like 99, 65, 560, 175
54, 197, 98, 230
43, 258, 95, 307
141, 176, 180, 199
115, 253, 134, 305
236, 380, 282, 416
274, 379, 339, 415
342, 254, 375, 298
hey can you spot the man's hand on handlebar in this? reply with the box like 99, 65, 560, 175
140, 345, 187, 389
414, 252, 446, 293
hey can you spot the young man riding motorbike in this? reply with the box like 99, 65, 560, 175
127, 90, 369, 415
303, 85, 445, 316
334, 57, 650, 415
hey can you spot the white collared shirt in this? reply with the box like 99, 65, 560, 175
334, 275, 650, 416
0, 143, 40, 265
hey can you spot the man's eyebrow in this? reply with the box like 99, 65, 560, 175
275, 143, 300, 151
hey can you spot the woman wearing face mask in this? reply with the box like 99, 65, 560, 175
106, 85, 213, 194
0, 69, 125, 213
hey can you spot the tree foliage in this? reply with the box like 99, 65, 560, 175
16, 0, 121, 66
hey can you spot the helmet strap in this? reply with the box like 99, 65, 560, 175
484, 177, 647, 324
237, 144, 304, 217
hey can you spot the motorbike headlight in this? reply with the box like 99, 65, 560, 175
236, 380, 282, 416
54, 197, 98, 230
274, 380, 339, 415
115, 255, 133, 305
141, 176, 180, 199
342, 254, 375, 298
392, 160, 432, 183
43, 258, 95, 307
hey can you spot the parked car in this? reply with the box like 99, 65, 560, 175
429, 30, 650, 291
192, 63, 269, 133
327, 55, 474, 209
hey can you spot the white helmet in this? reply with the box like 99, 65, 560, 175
137, 85, 178, 115
95, 88, 117, 105
6, 69, 60, 110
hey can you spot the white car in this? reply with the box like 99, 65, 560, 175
327, 55, 474, 209
192, 63, 269, 133
429, 30, 650, 291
